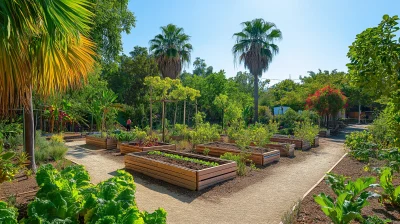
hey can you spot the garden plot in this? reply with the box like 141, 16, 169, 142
120, 142, 176, 154
85, 135, 117, 150
196, 142, 280, 165
125, 150, 237, 190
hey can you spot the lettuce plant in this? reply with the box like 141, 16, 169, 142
20, 164, 167, 224
0, 201, 18, 224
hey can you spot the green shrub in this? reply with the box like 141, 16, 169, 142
189, 122, 219, 147
220, 152, 248, 176
111, 130, 137, 142
34, 131, 68, 163
369, 102, 400, 147
0, 144, 27, 183
294, 120, 319, 144
344, 131, 379, 162
363, 216, 391, 224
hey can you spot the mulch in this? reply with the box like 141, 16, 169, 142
296, 156, 400, 223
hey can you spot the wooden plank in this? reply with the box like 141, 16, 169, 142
126, 164, 196, 190
125, 160, 196, 182
197, 171, 236, 190
197, 166, 237, 181
125, 162, 196, 186
125, 155, 196, 178
197, 162, 236, 176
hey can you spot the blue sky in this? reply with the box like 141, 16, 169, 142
122, 0, 400, 85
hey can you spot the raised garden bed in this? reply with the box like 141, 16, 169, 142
270, 135, 311, 150
264, 143, 295, 157
195, 142, 280, 166
85, 135, 117, 149
120, 142, 176, 154
318, 129, 330, 137
124, 149, 237, 190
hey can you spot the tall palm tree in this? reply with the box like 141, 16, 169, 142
149, 24, 192, 79
232, 18, 282, 123
0, 0, 96, 171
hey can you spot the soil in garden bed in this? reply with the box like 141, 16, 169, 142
205, 142, 274, 153
142, 153, 220, 170
128, 142, 164, 147
296, 156, 400, 223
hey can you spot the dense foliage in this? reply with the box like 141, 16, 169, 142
18, 164, 167, 223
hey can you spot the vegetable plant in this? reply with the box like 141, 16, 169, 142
379, 167, 400, 206
148, 151, 219, 167
20, 164, 167, 223
220, 152, 248, 176
314, 173, 377, 224
0, 201, 18, 224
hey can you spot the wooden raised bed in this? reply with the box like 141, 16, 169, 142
270, 135, 311, 150
313, 136, 320, 147
195, 142, 280, 166
86, 135, 117, 149
318, 130, 330, 137
125, 150, 237, 190
222, 138, 295, 157
120, 142, 176, 154
264, 143, 295, 157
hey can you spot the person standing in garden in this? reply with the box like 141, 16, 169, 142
126, 118, 132, 131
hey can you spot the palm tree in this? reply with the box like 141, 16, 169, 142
232, 18, 282, 123
149, 24, 192, 79
0, 0, 96, 171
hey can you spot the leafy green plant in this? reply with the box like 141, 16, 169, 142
189, 122, 219, 147
250, 123, 272, 147
170, 124, 190, 139
220, 152, 249, 176
314, 174, 377, 224
203, 148, 210, 156
148, 151, 219, 167
379, 167, 400, 206
363, 215, 391, 224
294, 120, 319, 144
0, 144, 26, 184
345, 131, 379, 162
0, 201, 18, 224
378, 148, 400, 172
21, 164, 167, 223
111, 131, 137, 142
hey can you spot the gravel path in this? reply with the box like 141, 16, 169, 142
65, 125, 363, 224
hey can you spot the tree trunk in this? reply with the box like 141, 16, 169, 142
358, 102, 361, 124
183, 100, 186, 126
162, 100, 165, 142
149, 88, 153, 131
254, 74, 259, 123
195, 99, 198, 114
174, 102, 177, 126
24, 87, 37, 172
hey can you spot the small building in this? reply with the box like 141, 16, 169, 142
273, 106, 290, 115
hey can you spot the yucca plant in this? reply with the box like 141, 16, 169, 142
0, 0, 96, 171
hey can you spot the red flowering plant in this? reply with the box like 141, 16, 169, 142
306, 85, 347, 127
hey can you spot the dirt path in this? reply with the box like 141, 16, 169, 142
65, 125, 363, 224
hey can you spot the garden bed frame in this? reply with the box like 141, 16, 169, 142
318, 129, 330, 137
195, 142, 280, 166
270, 135, 312, 150
124, 150, 237, 190
85, 135, 117, 149
263, 143, 295, 157
120, 142, 176, 154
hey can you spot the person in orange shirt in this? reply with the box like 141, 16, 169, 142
126, 118, 132, 131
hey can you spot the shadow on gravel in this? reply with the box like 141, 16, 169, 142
66, 147, 93, 159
